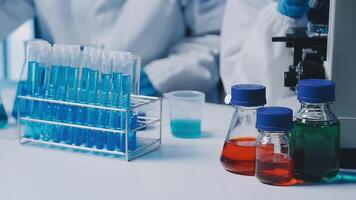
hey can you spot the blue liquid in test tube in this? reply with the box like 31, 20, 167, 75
50, 44, 69, 142
27, 41, 51, 140
22, 43, 40, 139
75, 67, 90, 146
120, 114, 137, 152
75, 47, 100, 147
85, 68, 99, 147
63, 45, 81, 144
35, 61, 50, 140
96, 51, 112, 149
12, 54, 39, 120
120, 61, 136, 152
109, 51, 135, 151
24, 60, 39, 138
45, 62, 60, 141
107, 70, 121, 150
107, 52, 126, 151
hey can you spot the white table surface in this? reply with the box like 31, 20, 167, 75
0, 84, 355, 200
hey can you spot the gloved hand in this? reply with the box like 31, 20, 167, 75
140, 70, 157, 96
278, 0, 310, 19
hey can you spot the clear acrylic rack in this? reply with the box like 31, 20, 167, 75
17, 94, 162, 161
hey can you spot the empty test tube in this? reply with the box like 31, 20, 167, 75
131, 54, 141, 95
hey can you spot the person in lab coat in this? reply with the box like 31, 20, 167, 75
220, 0, 310, 106
0, 0, 226, 101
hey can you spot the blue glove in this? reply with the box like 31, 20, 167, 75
140, 70, 157, 96
278, 0, 310, 19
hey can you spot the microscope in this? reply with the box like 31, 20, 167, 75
272, 0, 329, 90
273, 0, 356, 169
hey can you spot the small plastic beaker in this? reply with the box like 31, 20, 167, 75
165, 90, 205, 138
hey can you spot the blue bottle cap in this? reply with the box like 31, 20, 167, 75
298, 79, 335, 103
231, 84, 266, 107
256, 107, 293, 132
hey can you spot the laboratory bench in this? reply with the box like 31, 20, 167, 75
0, 83, 355, 200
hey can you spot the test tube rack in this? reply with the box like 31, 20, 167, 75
17, 94, 162, 161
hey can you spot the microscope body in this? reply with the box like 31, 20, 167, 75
273, 0, 356, 168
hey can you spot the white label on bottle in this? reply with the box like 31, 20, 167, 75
271, 135, 281, 154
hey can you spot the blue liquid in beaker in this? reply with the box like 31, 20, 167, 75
170, 119, 201, 138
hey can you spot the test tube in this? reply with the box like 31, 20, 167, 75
11, 40, 45, 135
31, 41, 51, 140
13, 40, 40, 123
16, 40, 43, 138
75, 47, 91, 146
96, 51, 112, 149
110, 51, 136, 151
120, 114, 137, 152
48, 44, 61, 101
27, 41, 51, 114
26, 40, 46, 98
120, 53, 137, 151
16, 40, 40, 119
120, 52, 132, 110
107, 51, 126, 150
75, 47, 100, 147
131, 54, 141, 95
63, 45, 81, 144
44, 44, 61, 141
50, 44, 69, 142
85, 47, 101, 147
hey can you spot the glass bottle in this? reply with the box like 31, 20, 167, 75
220, 84, 266, 176
292, 79, 340, 182
255, 107, 295, 186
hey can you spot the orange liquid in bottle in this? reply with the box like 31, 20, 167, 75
256, 144, 297, 186
220, 137, 256, 176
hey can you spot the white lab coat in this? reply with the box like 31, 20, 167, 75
220, 0, 306, 107
0, 0, 225, 100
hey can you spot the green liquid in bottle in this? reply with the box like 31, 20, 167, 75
292, 119, 340, 182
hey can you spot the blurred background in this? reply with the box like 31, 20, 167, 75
1, 19, 33, 81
